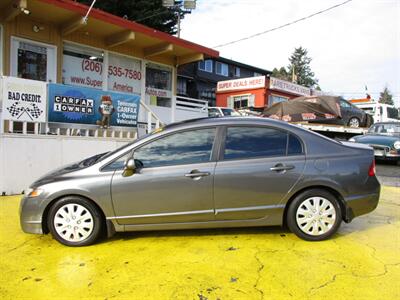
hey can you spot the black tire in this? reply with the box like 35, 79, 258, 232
348, 117, 360, 128
286, 189, 342, 241
47, 196, 103, 246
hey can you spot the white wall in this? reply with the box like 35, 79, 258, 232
0, 135, 128, 195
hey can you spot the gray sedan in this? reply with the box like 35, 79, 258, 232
20, 117, 380, 246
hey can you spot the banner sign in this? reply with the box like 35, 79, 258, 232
48, 84, 140, 127
1, 76, 47, 122
269, 77, 311, 97
217, 76, 265, 92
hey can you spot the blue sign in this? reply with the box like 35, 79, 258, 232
48, 84, 140, 127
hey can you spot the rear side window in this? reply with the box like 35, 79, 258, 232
224, 127, 287, 160
288, 134, 303, 155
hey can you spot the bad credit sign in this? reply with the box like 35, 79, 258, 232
217, 76, 265, 92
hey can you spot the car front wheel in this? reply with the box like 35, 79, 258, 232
47, 196, 103, 246
287, 189, 342, 241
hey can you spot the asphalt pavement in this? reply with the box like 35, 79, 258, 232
376, 160, 400, 187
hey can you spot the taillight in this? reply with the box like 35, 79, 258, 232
368, 160, 376, 177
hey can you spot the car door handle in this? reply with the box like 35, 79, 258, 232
270, 164, 295, 172
185, 171, 210, 178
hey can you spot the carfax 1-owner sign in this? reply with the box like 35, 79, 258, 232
1, 76, 47, 122
47, 84, 140, 127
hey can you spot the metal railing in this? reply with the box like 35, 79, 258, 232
176, 96, 208, 112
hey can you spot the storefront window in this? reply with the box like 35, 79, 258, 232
62, 43, 104, 89
11, 37, 56, 82
269, 95, 288, 105
108, 53, 142, 95
145, 63, 172, 107
233, 95, 249, 109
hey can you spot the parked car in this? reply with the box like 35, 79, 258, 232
202, 106, 241, 117
20, 117, 380, 246
349, 122, 400, 163
309, 97, 370, 127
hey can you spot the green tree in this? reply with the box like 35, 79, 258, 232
272, 67, 291, 81
287, 47, 318, 88
78, 0, 188, 35
379, 87, 394, 105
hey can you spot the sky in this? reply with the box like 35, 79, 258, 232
180, 0, 400, 106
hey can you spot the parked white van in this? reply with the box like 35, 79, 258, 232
354, 102, 399, 123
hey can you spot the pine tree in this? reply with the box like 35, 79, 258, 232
78, 0, 188, 35
287, 47, 318, 88
272, 67, 291, 81
379, 87, 394, 105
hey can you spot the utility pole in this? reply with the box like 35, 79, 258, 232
162, 0, 196, 38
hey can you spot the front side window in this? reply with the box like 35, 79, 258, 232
340, 100, 351, 108
224, 127, 302, 160
387, 107, 400, 120
216, 62, 228, 76
198, 60, 213, 72
134, 128, 216, 168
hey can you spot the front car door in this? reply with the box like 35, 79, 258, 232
109, 127, 217, 225
214, 125, 305, 221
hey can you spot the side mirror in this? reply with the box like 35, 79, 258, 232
124, 158, 136, 171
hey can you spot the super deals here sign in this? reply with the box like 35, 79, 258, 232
2, 76, 47, 122
217, 76, 266, 92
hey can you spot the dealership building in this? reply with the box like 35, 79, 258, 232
0, 0, 218, 194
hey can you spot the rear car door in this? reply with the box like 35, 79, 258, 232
109, 127, 217, 225
213, 125, 305, 221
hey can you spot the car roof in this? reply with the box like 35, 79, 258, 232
162, 116, 302, 131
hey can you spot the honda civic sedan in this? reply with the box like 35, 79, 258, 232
20, 117, 380, 246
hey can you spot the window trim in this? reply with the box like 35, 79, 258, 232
218, 125, 304, 161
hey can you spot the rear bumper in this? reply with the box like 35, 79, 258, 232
343, 188, 380, 222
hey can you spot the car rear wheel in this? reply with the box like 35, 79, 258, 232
348, 117, 360, 128
287, 189, 342, 241
47, 196, 103, 246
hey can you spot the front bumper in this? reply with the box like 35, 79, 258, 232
370, 144, 400, 159
19, 195, 45, 234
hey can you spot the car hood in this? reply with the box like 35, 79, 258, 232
353, 134, 399, 146
31, 152, 108, 187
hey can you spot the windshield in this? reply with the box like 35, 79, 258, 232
221, 108, 241, 116
368, 123, 400, 136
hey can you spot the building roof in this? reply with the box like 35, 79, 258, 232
1, 0, 219, 64
217, 57, 271, 75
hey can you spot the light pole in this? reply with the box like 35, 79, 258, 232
162, 0, 197, 38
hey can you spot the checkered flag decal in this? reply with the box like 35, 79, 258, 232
26, 103, 43, 119
6, 102, 24, 118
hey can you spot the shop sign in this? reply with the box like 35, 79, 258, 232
269, 77, 311, 97
217, 76, 265, 92
1, 76, 47, 122
108, 53, 142, 94
48, 84, 140, 127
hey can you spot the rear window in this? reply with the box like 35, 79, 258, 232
223, 126, 303, 160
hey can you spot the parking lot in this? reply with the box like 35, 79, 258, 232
0, 186, 399, 299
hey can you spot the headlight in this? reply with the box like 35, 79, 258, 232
27, 188, 44, 198
349, 138, 356, 142
394, 141, 400, 150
